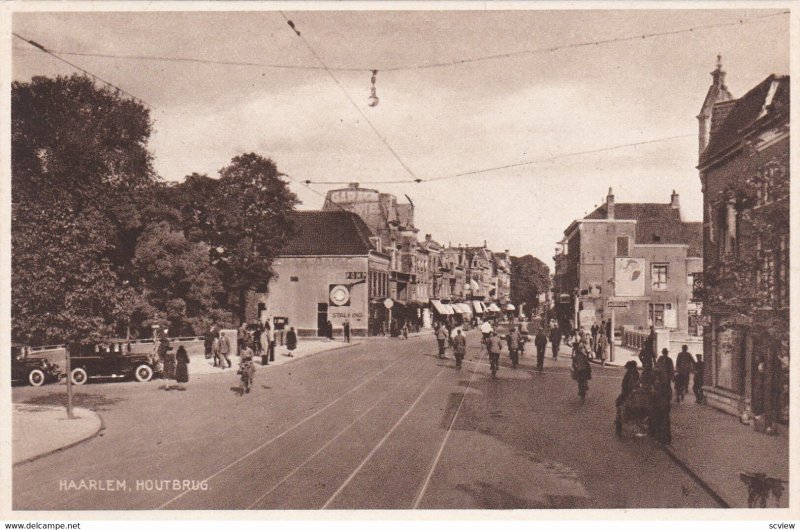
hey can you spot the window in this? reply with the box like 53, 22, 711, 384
616, 236, 629, 257
651, 264, 668, 291
649, 303, 665, 328
760, 250, 775, 306
779, 234, 789, 307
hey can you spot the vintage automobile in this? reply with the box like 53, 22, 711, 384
68, 340, 163, 385
11, 344, 62, 387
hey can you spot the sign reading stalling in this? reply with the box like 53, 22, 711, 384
614, 257, 646, 297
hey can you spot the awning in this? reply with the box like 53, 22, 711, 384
488, 303, 501, 312
480, 302, 489, 313
450, 304, 464, 314
505, 303, 516, 311
431, 299, 454, 315
472, 301, 484, 314
457, 303, 473, 315
469, 279, 480, 291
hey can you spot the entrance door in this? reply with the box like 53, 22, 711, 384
317, 303, 328, 337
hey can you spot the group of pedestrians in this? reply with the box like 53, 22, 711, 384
153, 330, 191, 391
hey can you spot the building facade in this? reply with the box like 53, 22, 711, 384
697, 67, 790, 427
559, 189, 703, 337
257, 211, 390, 337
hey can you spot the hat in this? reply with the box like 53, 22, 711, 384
661, 348, 669, 354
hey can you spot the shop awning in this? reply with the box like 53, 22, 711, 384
431, 299, 454, 315
449, 304, 464, 314
488, 303, 501, 312
457, 303, 473, 315
472, 301, 484, 314
505, 303, 516, 311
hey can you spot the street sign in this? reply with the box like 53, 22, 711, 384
383, 298, 394, 309
608, 300, 629, 309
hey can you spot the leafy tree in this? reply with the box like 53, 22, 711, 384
171, 154, 298, 320
510, 255, 551, 316
11, 74, 155, 346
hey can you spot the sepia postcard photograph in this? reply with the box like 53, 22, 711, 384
1, 1, 796, 523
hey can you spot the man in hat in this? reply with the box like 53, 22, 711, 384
674, 345, 696, 403
693, 354, 705, 404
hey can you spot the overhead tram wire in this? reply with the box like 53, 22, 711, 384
34, 10, 788, 74
278, 12, 421, 183
12, 32, 154, 109
291, 133, 695, 186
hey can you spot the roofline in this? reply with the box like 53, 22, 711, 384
278, 254, 378, 259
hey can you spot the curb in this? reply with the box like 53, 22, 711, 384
13, 408, 105, 468
660, 440, 731, 508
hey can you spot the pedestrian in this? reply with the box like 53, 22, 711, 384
402, 321, 409, 340
655, 347, 675, 395
650, 365, 672, 444
615, 361, 641, 436
286, 326, 298, 357
596, 330, 608, 367
253, 322, 263, 357
453, 329, 467, 369
204, 325, 216, 360
571, 342, 592, 403
487, 331, 503, 377
175, 345, 190, 391
343, 319, 351, 343
534, 328, 548, 372
260, 322, 270, 366
211, 335, 220, 367
237, 323, 247, 353
267, 321, 276, 362
590, 323, 599, 356
326, 320, 333, 340
435, 324, 448, 359
159, 330, 176, 379
480, 319, 493, 342
507, 326, 521, 369
219, 332, 232, 369
639, 326, 657, 376
674, 345, 696, 403
549, 325, 561, 359
693, 354, 705, 404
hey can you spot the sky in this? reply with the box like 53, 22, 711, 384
11, 7, 790, 268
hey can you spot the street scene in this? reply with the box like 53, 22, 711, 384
7, 6, 791, 514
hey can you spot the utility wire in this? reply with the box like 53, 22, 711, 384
279, 12, 420, 183
29, 11, 788, 74
292, 133, 694, 186
12, 32, 154, 109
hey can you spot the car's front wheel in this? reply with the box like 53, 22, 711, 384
28, 369, 45, 387
70, 367, 88, 385
134, 364, 153, 383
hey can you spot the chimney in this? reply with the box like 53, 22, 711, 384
483, 240, 487, 248
671, 190, 680, 209
606, 187, 615, 220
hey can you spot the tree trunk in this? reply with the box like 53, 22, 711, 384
238, 289, 247, 324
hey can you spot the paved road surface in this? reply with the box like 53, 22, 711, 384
13, 331, 720, 510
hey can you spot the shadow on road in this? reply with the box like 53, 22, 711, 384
23, 392, 124, 411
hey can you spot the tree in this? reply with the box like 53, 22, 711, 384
170, 154, 298, 320
510, 255, 551, 316
11, 74, 156, 346
131, 221, 233, 335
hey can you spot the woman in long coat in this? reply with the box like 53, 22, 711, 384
286, 327, 298, 357
175, 345, 190, 390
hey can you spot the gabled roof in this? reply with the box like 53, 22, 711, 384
584, 204, 702, 257
700, 74, 790, 167
281, 210, 377, 256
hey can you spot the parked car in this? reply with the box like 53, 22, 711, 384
11, 344, 62, 387
68, 340, 163, 385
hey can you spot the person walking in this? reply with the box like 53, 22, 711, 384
507, 326, 521, 369
655, 348, 675, 391
693, 354, 705, 404
219, 332, 232, 369
596, 330, 608, 367
402, 321, 409, 340
534, 328, 548, 372
211, 335, 221, 367
674, 345, 696, 403
487, 331, 503, 377
480, 320, 493, 342
259, 322, 270, 366
204, 325, 216, 360
453, 329, 467, 369
343, 319, 351, 343
590, 323, 599, 357
267, 322, 276, 362
651, 365, 673, 444
237, 323, 248, 353
571, 342, 592, 403
286, 327, 298, 357
549, 325, 562, 360
435, 324, 448, 359
175, 345, 190, 391
639, 326, 657, 378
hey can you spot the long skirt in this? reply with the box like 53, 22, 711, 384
175, 360, 189, 384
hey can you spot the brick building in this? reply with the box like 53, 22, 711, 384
697, 65, 790, 426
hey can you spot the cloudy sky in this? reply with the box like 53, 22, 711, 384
12, 7, 789, 267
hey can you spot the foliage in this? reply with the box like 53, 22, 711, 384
510, 255, 551, 315
170, 154, 298, 319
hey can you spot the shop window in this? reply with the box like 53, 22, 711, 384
651, 264, 668, 291
648, 303, 665, 328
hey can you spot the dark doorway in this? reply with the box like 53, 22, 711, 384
317, 303, 328, 337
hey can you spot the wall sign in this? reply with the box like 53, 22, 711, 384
329, 284, 351, 306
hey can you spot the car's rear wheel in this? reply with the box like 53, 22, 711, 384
28, 369, 45, 387
70, 367, 88, 385
134, 364, 153, 383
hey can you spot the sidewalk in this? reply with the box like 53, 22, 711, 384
666, 399, 789, 508
188, 338, 361, 376
12, 403, 103, 465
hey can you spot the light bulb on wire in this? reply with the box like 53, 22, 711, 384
368, 70, 379, 107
